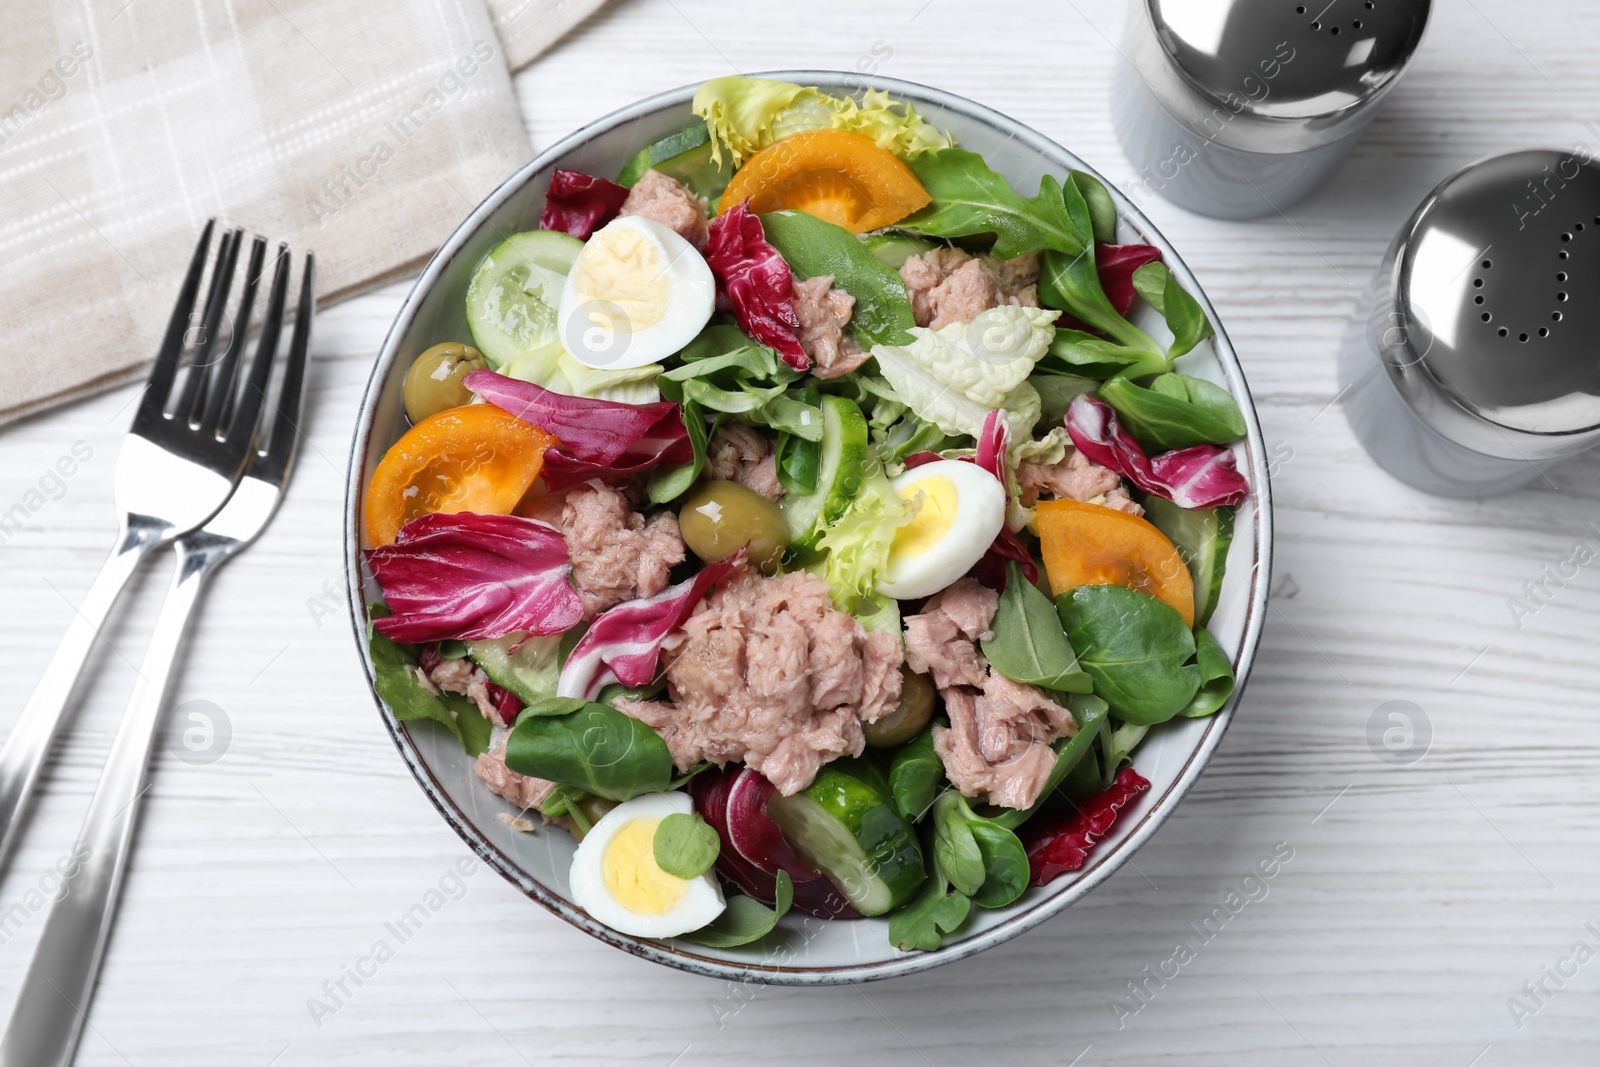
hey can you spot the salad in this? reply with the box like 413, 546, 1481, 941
362, 76, 1251, 953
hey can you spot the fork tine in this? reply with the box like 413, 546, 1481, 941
176, 228, 241, 424
135, 220, 215, 427
257, 253, 315, 479
225, 243, 291, 454
199, 235, 267, 436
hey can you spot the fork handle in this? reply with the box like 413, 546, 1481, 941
0, 540, 214, 1067
0, 518, 167, 875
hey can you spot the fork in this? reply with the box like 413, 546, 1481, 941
0, 222, 275, 876
0, 247, 314, 1067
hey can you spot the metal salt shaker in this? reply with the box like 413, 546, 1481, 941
1340, 149, 1600, 497
1113, 0, 1431, 219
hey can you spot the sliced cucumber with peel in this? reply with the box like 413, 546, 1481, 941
616, 121, 733, 200
466, 632, 562, 704
1142, 497, 1235, 627
465, 230, 584, 368
765, 758, 926, 916
780, 395, 870, 546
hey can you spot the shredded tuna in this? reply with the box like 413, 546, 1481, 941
619, 169, 710, 250
706, 424, 783, 500
557, 480, 686, 618
1102, 487, 1145, 517
1018, 448, 1125, 507
899, 247, 1042, 329
474, 740, 559, 811
613, 569, 905, 795
428, 658, 510, 727
791, 275, 868, 379
905, 579, 1077, 809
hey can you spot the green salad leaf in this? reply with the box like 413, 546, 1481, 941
500, 339, 663, 406
505, 698, 674, 802
1183, 627, 1237, 718
692, 77, 949, 168
1132, 261, 1215, 359
1056, 584, 1200, 725
889, 723, 946, 822
1103, 720, 1151, 788
653, 812, 721, 879
930, 792, 1029, 909
680, 870, 795, 949
759, 209, 917, 349
815, 454, 915, 612
1070, 170, 1118, 245
367, 605, 491, 756
888, 865, 971, 952
647, 397, 713, 504
988, 692, 1110, 831
900, 149, 1085, 259
1098, 372, 1247, 451
981, 562, 1093, 693
656, 324, 824, 453
1031, 373, 1100, 426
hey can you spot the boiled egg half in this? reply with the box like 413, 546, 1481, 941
568, 790, 725, 939
558, 215, 715, 370
876, 460, 1007, 600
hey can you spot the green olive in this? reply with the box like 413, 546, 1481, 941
403, 342, 486, 423
679, 480, 788, 569
865, 667, 937, 748
566, 796, 617, 843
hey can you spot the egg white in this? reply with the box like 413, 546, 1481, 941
876, 460, 1007, 600
568, 790, 726, 940
558, 216, 715, 371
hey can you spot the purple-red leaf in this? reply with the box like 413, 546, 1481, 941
558, 552, 746, 701
539, 169, 630, 240
464, 370, 693, 491
1065, 393, 1249, 510
368, 512, 584, 643
1023, 767, 1151, 886
704, 201, 808, 370
1055, 242, 1165, 331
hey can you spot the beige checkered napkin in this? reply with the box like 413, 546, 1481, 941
0, 0, 604, 426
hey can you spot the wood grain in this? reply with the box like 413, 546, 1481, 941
3, 0, 1600, 1062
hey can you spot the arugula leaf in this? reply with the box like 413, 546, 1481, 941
888, 867, 971, 952
1098, 373, 1247, 451
1183, 627, 1236, 718
889, 724, 946, 821
1070, 170, 1118, 245
504, 700, 674, 801
367, 605, 491, 755
680, 870, 794, 948
759, 209, 917, 349
647, 398, 711, 504
1056, 584, 1200, 725
899, 149, 1086, 259
1132, 262, 1215, 359
653, 812, 720, 879
982, 562, 1093, 692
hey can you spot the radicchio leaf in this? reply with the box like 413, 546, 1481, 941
704, 200, 808, 370
1022, 766, 1150, 886
368, 512, 584, 643
465, 370, 693, 491
419, 644, 524, 728
905, 411, 1038, 589
1065, 393, 1249, 509
538, 169, 630, 240
558, 551, 747, 701
1055, 243, 1165, 331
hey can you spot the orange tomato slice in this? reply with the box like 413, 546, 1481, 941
719, 129, 932, 234
1036, 498, 1195, 628
365, 404, 555, 547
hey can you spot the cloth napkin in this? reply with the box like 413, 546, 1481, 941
0, 0, 605, 427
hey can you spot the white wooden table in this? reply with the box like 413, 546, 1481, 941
4, 0, 1598, 1062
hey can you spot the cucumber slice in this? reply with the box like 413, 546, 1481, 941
780, 395, 870, 545
765, 758, 926, 916
1142, 497, 1235, 627
860, 232, 938, 269
465, 632, 563, 704
617, 121, 733, 199
465, 230, 584, 368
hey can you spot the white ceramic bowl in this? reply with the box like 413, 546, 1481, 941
344, 72, 1273, 985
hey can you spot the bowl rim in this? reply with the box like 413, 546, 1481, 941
343, 69, 1274, 986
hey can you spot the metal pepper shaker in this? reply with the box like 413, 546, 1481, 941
1340, 149, 1600, 497
1112, 0, 1431, 219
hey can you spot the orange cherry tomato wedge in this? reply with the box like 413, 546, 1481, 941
365, 404, 555, 547
1036, 498, 1195, 628
718, 129, 932, 234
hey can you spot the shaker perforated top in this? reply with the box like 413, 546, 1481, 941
1143, 0, 1430, 146
1395, 149, 1600, 439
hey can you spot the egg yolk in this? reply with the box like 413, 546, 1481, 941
892, 476, 958, 558
601, 817, 687, 916
569, 225, 669, 332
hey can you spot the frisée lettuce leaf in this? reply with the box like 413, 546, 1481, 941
815, 456, 915, 613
